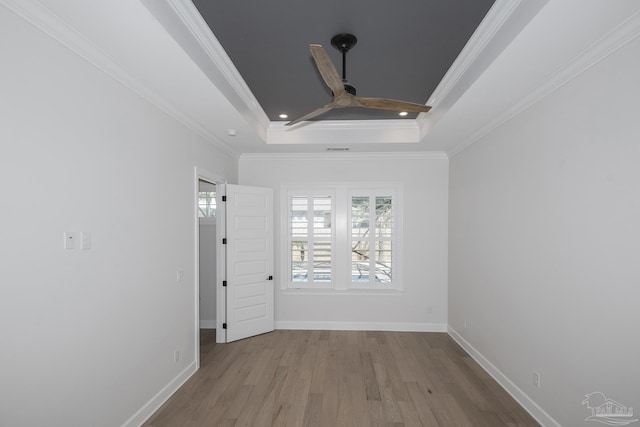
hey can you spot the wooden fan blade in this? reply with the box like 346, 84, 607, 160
310, 44, 344, 95
354, 96, 432, 113
285, 104, 335, 126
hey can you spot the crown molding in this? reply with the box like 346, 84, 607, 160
416, 0, 522, 131
266, 119, 422, 145
239, 151, 448, 161
161, 0, 271, 136
1, 0, 238, 158
270, 119, 420, 132
447, 7, 640, 157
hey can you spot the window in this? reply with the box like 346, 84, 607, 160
284, 184, 401, 291
198, 191, 216, 218
287, 189, 335, 287
350, 193, 394, 287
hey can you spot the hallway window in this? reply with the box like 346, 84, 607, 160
198, 191, 216, 218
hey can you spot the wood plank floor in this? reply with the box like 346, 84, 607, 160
144, 330, 539, 427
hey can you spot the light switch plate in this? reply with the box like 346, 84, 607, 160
64, 232, 76, 249
81, 232, 91, 250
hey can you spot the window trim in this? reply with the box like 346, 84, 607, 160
281, 183, 403, 292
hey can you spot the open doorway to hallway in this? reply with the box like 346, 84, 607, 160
197, 180, 217, 356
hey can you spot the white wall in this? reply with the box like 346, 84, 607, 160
240, 154, 449, 331
448, 36, 640, 426
0, 7, 237, 427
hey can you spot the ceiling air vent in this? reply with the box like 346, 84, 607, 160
326, 148, 350, 152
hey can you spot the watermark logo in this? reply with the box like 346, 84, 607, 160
583, 392, 638, 426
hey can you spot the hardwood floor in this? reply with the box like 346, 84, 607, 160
144, 330, 539, 426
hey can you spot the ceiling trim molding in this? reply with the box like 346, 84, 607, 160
239, 152, 448, 161
267, 119, 421, 145
270, 119, 421, 132
1, 0, 238, 158
161, 0, 271, 132
447, 7, 640, 157
416, 0, 521, 130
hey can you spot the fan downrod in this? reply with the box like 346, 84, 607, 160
330, 33, 358, 95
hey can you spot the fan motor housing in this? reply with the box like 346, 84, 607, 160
330, 33, 358, 53
343, 82, 356, 95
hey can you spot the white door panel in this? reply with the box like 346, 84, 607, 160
223, 184, 274, 342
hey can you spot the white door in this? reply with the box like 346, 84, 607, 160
222, 184, 274, 342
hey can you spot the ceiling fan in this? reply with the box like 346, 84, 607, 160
286, 33, 432, 126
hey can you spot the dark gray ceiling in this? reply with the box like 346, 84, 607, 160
192, 0, 495, 123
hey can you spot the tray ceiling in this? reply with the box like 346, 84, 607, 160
191, 0, 495, 124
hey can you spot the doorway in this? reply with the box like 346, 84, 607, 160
194, 170, 274, 356
197, 179, 217, 355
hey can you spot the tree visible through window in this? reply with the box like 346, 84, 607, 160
351, 195, 393, 285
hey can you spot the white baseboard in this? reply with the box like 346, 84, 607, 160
121, 361, 197, 427
275, 321, 447, 332
199, 319, 216, 329
447, 326, 560, 427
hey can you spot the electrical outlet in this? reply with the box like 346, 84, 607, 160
176, 269, 184, 283
533, 371, 541, 388
174, 350, 180, 364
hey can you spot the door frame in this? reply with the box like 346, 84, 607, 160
193, 167, 226, 370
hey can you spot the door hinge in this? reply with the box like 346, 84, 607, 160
267, 275, 273, 280
222, 195, 227, 202
222, 280, 227, 287
222, 238, 227, 244
222, 323, 227, 329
